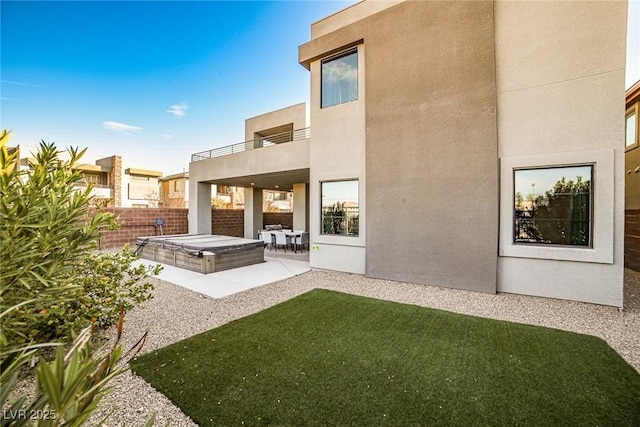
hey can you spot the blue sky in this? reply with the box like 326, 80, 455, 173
514, 166, 592, 200
1, 0, 355, 174
1, 1, 639, 176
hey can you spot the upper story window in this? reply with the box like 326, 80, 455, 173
82, 172, 107, 187
626, 106, 638, 150
514, 165, 592, 247
321, 49, 358, 108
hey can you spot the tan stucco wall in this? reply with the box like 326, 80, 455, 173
362, 1, 498, 293
308, 43, 367, 274
293, 183, 309, 231
310, 0, 402, 39
191, 139, 309, 185
300, 0, 499, 290
244, 103, 308, 141
495, 0, 626, 306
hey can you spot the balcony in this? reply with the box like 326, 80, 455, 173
191, 127, 311, 162
91, 186, 114, 199
73, 183, 113, 199
189, 127, 310, 191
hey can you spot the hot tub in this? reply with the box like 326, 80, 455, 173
135, 234, 264, 273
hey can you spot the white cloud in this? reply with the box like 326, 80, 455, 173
1, 79, 47, 88
323, 61, 357, 84
102, 121, 143, 132
162, 134, 173, 139
167, 103, 188, 117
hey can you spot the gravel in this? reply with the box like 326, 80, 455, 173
49, 268, 640, 425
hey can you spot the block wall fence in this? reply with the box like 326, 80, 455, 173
625, 209, 640, 272
95, 208, 293, 249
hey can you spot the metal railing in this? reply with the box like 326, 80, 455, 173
191, 127, 311, 162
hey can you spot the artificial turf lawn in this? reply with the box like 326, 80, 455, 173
130, 289, 640, 426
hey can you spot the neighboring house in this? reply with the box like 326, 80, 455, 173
87, 157, 163, 208
8, 145, 162, 207
213, 184, 244, 209
264, 190, 293, 212
159, 172, 189, 208
626, 80, 640, 271
190, 0, 628, 307
626, 80, 640, 208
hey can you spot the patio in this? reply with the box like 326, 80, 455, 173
137, 247, 309, 299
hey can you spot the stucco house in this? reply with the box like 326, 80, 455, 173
9, 145, 163, 207
626, 80, 640, 271
159, 172, 189, 209
189, 0, 628, 307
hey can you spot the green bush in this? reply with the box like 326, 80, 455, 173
0, 131, 159, 346
1, 310, 155, 427
27, 247, 161, 342
0, 130, 159, 425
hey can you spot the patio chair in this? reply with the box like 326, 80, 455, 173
273, 231, 288, 253
295, 232, 310, 253
259, 230, 274, 250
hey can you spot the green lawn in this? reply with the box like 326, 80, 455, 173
130, 289, 640, 426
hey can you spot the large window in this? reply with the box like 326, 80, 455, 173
321, 180, 359, 236
500, 150, 613, 264
514, 165, 592, 247
321, 49, 358, 108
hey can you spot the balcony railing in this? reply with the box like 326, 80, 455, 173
191, 127, 311, 162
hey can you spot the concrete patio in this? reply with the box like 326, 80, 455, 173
137, 249, 310, 299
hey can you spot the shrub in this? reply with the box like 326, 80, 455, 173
29, 246, 161, 342
1, 308, 154, 427
0, 130, 159, 425
0, 131, 159, 346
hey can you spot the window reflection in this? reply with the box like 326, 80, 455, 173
514, 166, 592, 246
321, 50, 358, 108
321, 180, 359, 236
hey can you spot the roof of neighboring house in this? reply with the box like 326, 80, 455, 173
76, 163, 112, 173
125, 167, 163, 177
627, 80, 640, 108
159, 171, 189, 181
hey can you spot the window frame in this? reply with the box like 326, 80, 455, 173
626, 104, 639, 152
512, 165, 594, 248
82, 172, 108, 187
499, 149, 614, 264
320, 179, 359, 237
321, 48, 358, 109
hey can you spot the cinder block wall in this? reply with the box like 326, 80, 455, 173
97, 208, 189, 249
211, 209, 244, 237
95, 209, 293, 249
263, 212, 293, 229
626, 209, 640, 272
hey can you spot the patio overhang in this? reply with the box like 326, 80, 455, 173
207, 168, 309, 192
189, 135, 310, 192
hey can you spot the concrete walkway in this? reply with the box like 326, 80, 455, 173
138, 254, 310, 299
